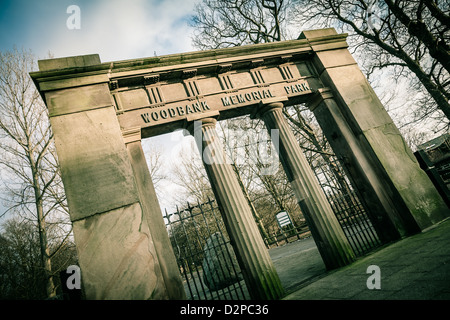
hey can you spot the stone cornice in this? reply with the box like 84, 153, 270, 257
30, 31, 348, 93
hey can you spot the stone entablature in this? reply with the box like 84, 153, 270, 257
31, 31, 348, 137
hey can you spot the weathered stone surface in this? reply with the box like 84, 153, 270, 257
202, 233, 242, 291
312, 45, 450, 232
126, 135, 186, 299
38, 54, 101, 71
45, 83, 112, 117
50, 106, 139, 222
31, 28, 450, 302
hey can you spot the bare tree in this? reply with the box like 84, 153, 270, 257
191, 0, 292, 49
170, 140, 215, 204
142, 141, 167, 193
0, 218, 77, 299
192, 0, 449, 141
0, 48, 70, 298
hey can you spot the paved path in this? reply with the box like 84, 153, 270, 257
270, 237, 326, 294
284, 218, 450, 300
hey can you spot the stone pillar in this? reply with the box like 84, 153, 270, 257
186, 115, 284, 300
41, 55, 184, 299
123, 128, 186, 300
300, 28, 449, 234
254, 99, 355, 270
308, 89, 402, 243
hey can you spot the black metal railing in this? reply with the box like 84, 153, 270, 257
311, 153, 382, 256
263, 225, 311, 248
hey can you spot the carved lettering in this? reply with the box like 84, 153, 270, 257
192, 102, 202, 112
140, 82, 308, 125
140, 101, 212, 124
141, 113, 151, 123
168, 108, 176, 117
201, 101, 210, 110
220, 89, 274, 107
285, 86, 291, 94
284, 82, 310, 95
263, 90, 272, 98
252, 91, 261, 100
177, 106, 185, 116
186, 104, 194, 114
222, 96, 231, 106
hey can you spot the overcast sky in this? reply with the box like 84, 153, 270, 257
0, 0, 201, 217
0, 0, 198, 61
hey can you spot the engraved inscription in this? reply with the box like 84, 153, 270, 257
140, 101, 210, 124
284, 82, 310, 95
221, 89, 274, 107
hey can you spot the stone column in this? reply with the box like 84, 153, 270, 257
186, 115, 284, 300
300, 28, 449, 233
254, 99, 355, 270
123, 128, 186, 300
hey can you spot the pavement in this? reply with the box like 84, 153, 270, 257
283, 217, 450, 300
270, 236, 326, 294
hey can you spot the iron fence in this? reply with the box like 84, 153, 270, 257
164, 199, 250, 300
263, 225, 311, 248
311, 152, 382, 256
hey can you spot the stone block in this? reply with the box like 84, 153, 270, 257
316, 59, 449, 231
45, 83, 112, 117
364, 125, 449, 228
72, 202, 166, 299
313, 49, 358, 73
38, 54, 101, 71
319, 64, 394, 132
50, 106, 139, 221
298, 28, 339, 39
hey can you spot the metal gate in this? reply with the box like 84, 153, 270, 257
164, 199, 250, 300
311, 152, 382, 256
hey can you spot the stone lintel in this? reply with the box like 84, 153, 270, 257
31, 29, 347, 94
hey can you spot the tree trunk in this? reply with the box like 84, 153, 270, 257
30, 156, 56, 298
385, 0, 450, 74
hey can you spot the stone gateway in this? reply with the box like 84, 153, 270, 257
30, 28, 449, 300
